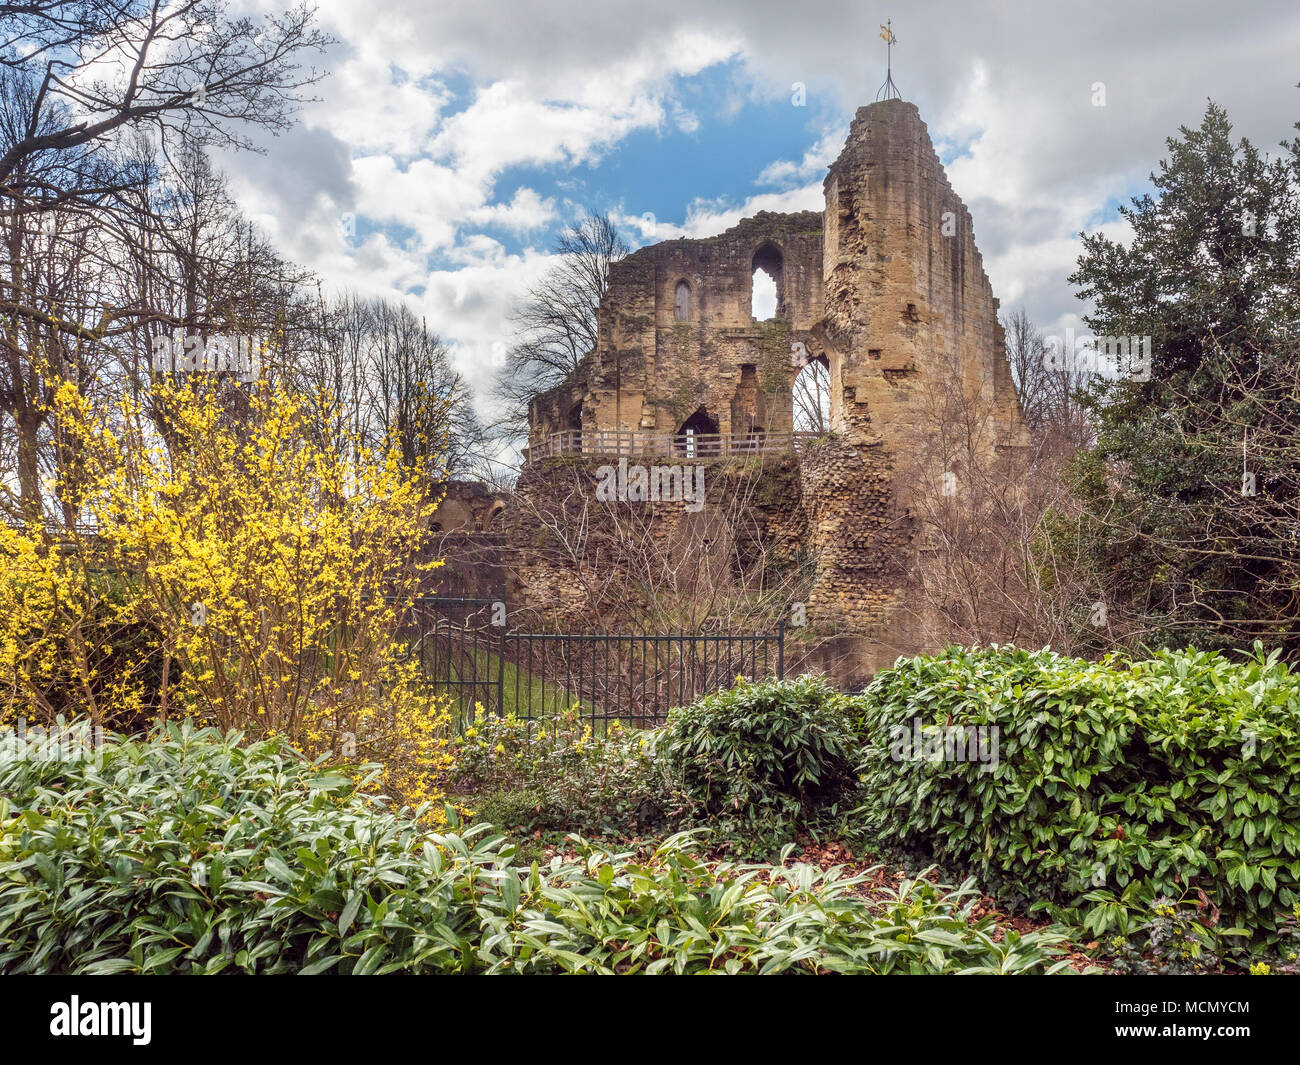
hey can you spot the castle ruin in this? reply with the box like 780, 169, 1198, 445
484, 99, 1026, 686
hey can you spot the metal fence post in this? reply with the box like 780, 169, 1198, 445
497, 626, 506, 716
777, 619, 785, 680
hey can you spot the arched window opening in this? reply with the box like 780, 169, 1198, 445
751, 271, 777, 320
751, 243, 784, 321
675, 407, 719, 459
674, 280, 691, 322
793, 355, 831, 433
566, 401, 584, 452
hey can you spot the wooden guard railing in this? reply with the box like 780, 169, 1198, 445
526, 429, 826, 463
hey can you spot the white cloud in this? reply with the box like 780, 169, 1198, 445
672, 102, 702, 134
679, 184, 826, 238
466, 187, 557, 234
222, 0, 1300, 442
408, 249, 557, 414
350, 155, 482, 251
307, 58, 450, 158
429, 80, 665, 186
755, 126, 848, 188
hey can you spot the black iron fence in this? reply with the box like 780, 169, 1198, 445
391, 598, 785, 729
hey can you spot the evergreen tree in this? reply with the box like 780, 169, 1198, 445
1068, 99, 1300, 652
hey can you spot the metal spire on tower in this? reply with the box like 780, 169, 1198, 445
876, 19, 901, 101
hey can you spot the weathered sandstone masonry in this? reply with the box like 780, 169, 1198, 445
513, 99, 1026, 685
528, 210, 827, 449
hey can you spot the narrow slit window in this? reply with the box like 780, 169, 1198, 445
674, 280, 691, 322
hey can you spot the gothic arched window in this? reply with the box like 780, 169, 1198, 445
751, 243, 783, 320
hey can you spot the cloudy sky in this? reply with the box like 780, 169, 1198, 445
221, 0, 1300, 423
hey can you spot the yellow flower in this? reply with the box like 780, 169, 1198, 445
2, 378, 452, 814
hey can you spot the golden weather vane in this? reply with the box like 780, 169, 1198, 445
876, 19, 901, 101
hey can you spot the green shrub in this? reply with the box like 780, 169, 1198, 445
0, 723, 1074, 974
852, 644, 1300, 949
661, 675, 860, 847
471, 787, 551, 833
1097, 893, 1290, 974
448, 707, 688, 836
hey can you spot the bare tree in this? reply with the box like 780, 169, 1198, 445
368, 299, 484, 484
1003, 306, 1092, 447
0, 132, 307, 521
0, 1, 329, 521
897, 346, 1121, 653
0, 0, 332, 205
506, 454, 815, 636
1004, 307, 1049, 428
288, 286, 375, 462
792, 356, 830, 433
283, 291, 491, 490
0, 182, 116, 520
494, 211, 628, 441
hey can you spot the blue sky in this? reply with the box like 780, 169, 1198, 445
342, 56, 844, 272
222, 0, 1300, 421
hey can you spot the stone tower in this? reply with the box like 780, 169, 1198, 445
823, 99, 1023, 451
804, 99, 1027, 675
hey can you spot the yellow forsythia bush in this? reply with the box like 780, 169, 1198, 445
0, 378, 453, 814
0, 524, 159, 730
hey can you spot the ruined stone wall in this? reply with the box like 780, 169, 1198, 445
528, 211, 827, 450
431, 480, 508, 533
420, 482, 511, 602
508, 98, 1027, 687
822, 100, 1024, 454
